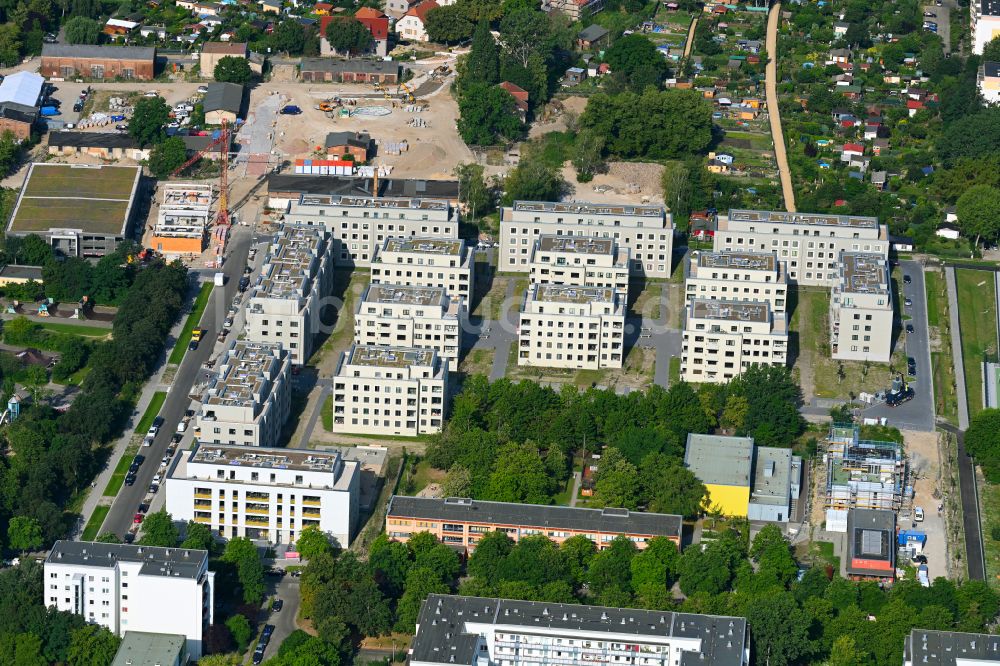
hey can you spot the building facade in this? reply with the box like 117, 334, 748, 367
40, 44, 156, 80
713, 209, 888, 286
979, 61, 1000, 103
518, 284, 626, 370
500, 201, 673, 279
44, 541, 214, 659
681, 298, 788, 383
245, 225, 334, 366
166, 442, 359, 547
386, 496, 682, 551
284, 194, 459, 268
528, 234, 630, 295
199, 42, 249, 79
195, 341, 291, 448
331, 344, 448, 436
685, 251, 788, 314
410, 595, 750, 666
299, 57, 401, 83
830, 252, 893, 363
355, 283, 465, 365
370, 237, 474, 301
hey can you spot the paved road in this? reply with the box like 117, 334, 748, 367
859, 261, 935, 431
765, 3, 796, 213
100, 227, 253, 538
939, 423, 986, 580
260, 574, 301, 662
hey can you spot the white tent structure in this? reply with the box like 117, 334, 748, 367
0, 72, 42, 107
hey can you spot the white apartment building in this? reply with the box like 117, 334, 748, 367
681, 299, 788, 384
196, 341, 291, 448
355, 283, 465, 365
686, 251, 788, 314
371, 236, 474, 301
528, 234, 630, 296
409, 595, 750, 666
713, 209, 888, 286
245, 225, 334, 366
166, 442, 359, 547
44, 541, 215, 659
332, 344, 449, 436
830, 252, 893, 363
284, 194, 459, 268
518, 283, 626, 370
500, 201, 673, 279
973, 0, 1000, 54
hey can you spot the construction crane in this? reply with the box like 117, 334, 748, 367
169, 120, 231, 228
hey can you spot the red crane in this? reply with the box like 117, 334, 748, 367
169, 119, 231, 228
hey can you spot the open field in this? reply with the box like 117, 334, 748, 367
168, 283, 213, 365
38, 321, 110, 337
955, 268, 997, 416
980, 480, 1000, 587
81, 505, 110, 541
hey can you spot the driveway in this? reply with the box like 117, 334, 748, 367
858, 261, 935, 431
260, 574, 301, 661
923, 4, 950, 53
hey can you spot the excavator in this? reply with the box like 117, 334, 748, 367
397, 81, 416, 103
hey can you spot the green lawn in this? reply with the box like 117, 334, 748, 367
669, 356, 681, 384
925, 271, 945, 328
955, 269, 998, 416
39, 321, 110, 337
136, 391, 167, 435
168, 282, 213, 365
103, 445, 140, 497
321, 394, 333, 432
981, 481, 1000, 588
81, 505, 110, 541
926, 270, 958, 425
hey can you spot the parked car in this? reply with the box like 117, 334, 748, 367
123, 532, 135, 543
272, 599, 283, 612
280, 105, 302, 115
903, 274, 912, 284
906, 323, 915, 334
72, 102, 83, 112
197, 85, 209, 94
172, 433, 183, 444
148, 483, 159, 494
914, 506, 925, 521
143, 436, 154, 447
133, 513, 144, 524
124, 474, 135, 486
138, 503, 149, 513
904, 297, 913, 307
188, 339, 199, 351
144, 90, 159, 97
263, 624, 275, 638
253, 649, 265, 665
176, 421, 187, 434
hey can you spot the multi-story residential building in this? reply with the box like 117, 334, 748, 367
500, 201, 673, 279
685, 251, 788, 314
355, 284, 465, 365
195, 341, 291, 448
409, 595, 750, 666
518, 283, 626, 370
830, 251, 893, 363
44, 541, 215, 659
528, 234, 630, 295
166, 442, 359, 546
713, 209, 888, 286
370, 236, 474, 301
151, 183, 212, 257
284, 194, 459, 268
972, 0, 1000, 54
386, 496, 681, 551
331, 344, 448, 436
904, 629, 1000, 665
245, 225, 334, 366
681, 299, 788, 383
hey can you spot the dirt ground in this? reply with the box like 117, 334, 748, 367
559, 161, 666, 205
905, 429, 949, 580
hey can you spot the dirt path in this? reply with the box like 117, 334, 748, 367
765, 3, 796, 213
683, 18, 698, 59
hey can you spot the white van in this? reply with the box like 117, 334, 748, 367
914, 507, 925, 522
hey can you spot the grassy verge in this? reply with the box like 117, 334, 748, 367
136, 391, 168, 435
38, 321, 110, 337
981, 480, 1000, 588
955, 269, 997, 416
103, 445, 140, 497
458, 349, 493, 376
669, 355, 681, 384
81, 505, 110, 541
400, 458, 445, 496
926, 270, 958, 424
167, 282, 213, 365
321, 394, 333, 432
925, 271, 944, 328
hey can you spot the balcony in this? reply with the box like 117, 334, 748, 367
194, 491, 212, 499
302, 498, 321, 507
302, 508, 321, 517
194, 500, 212, 509
246, 516, 270, 526
193, 515, 212, 524
244, 506, 269, 516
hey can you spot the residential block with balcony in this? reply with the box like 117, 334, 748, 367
284, 194, 459, 268
686, 250, 788, 314
244, 224, 334, 366
370, 236, 474, 301
354, 283, 466, 365
518, 283, 626, 370
713, 209, 888, 286
830, 251, 892, 363
500, 200, 673, 279
681, 298, 788, 384
195, 341, 291, 448
166, 442, 358, 546
528, 234, 631, 298
331, 344, 448, 436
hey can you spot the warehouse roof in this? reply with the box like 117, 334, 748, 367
0, 102, 37, 124
48, 131, 139, 149
41, 43, 155, 60
203, 82, 244, 114
300, 57, 400, 75
685, 433, 753, 488
0, 71, 42, 107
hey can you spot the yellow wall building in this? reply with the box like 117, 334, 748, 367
685, 433, 753, 517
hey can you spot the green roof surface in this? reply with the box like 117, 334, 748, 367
684, 433, 753, 488
110, 631, 186, 666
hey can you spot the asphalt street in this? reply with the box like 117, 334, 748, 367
923, 4, 950, 54
859, 260, 935, 431
101, 226, 253, 538
260, 574, 301, 662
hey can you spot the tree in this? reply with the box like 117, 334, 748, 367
604, 34, 668, 92
956, 185, 1000, 251
458, 83, 522, 145
181, 522, 216, 552
725, 365, 804, 446
95, 532, 121, 544
750, 524, 798, 586
593, 448, 640, 509
483, 443, 552, 504
465, 20, 500, 86
454, 163, 493, 221
368, 534, 413, 598
984, 35, 1000, 63
441, 464, 473, 497
137, 509, 179, 547
630, 537, 679, 602
394, 567, 449, 632
214, 56, 253, 84
296, 525, 337, 560
225, 614, 253, 651
661, 160, 691, 218
148, 137, 188, 178
8, 516, 43, 553
63, 16, 99, 44
640, 454, 706, 517
426, 5, 474, 44
222, 537, 265, 605
572, 128, 605, 182
468, 530, 514, 584
503, 160, 564, 203
965, 409, 1000, 482
747, 592, 812, 666
325, 17, 371, 55
272, 19, 307, 54
498, 8, 552, 69
66, 625, 120, 666
128, 96, 170, 148
938, 108, 1000, 163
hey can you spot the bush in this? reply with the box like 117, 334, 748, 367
224, 614, 253, 652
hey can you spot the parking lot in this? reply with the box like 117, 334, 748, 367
923, 4, 951, 53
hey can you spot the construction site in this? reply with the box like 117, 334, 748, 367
822, 423, 909, 532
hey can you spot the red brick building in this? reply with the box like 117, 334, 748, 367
41, 44, 156, 81
299, 57, 401, 83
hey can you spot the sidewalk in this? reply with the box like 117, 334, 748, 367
72, 281, 203, 540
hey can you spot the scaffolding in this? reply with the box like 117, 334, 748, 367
823, 423, 907, 513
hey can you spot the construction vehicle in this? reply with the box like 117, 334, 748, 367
397, 82, 416, 103
191, 327, 205, 342
885, 374, 914, 407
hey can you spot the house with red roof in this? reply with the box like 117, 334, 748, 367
396, 0, 437, 42
840, 143, 864, 161
906, 99, 925, 118
499, 81, 529, 119
320, 8, 389, 56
